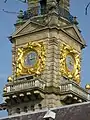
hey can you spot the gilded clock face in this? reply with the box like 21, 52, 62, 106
66, 54, 75, 72
24, 51, 38, 67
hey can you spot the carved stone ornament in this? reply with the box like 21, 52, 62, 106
16, 42, 46, 77
60, 44, 81, 84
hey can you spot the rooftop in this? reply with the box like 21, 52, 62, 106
1, 102, 90, 120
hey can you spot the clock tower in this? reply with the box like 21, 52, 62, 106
2, 0, 90, 116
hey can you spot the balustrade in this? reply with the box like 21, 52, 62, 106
59, 82, 90, 100
5, 79, 45, 93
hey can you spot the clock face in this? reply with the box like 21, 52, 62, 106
24, 51, 38, 67
66, 54, 75, 72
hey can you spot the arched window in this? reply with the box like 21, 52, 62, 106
16, 108, 20, 114
31, 105, 35, 111
38, 104, 42, 110
24, 106, 28, 113
40, 0, 47, 14
7, 109, 12, 115
56, 0, 60, 4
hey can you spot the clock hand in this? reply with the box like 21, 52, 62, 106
70, 62, 73, 66
69, 60, 73, 66
29, 57, 35, 60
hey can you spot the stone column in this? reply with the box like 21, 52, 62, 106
27, 0, 40, 16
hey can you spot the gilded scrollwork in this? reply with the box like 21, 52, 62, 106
60, 44, 81, 84
16, 42, 46, 77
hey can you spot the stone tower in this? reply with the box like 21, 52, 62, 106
1, 0, 90, 116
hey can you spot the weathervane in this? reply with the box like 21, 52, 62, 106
4, 0, 27, 3
2, 0, 27, 15
85, 2, 90, 15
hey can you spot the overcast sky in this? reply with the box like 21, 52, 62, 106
0, 0, 90, 118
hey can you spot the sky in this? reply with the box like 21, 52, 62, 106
0, 0, 90, 118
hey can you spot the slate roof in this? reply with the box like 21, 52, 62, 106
0, 102, 90, 120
